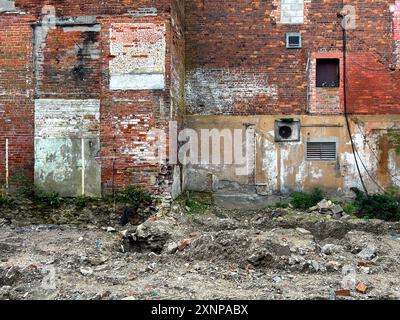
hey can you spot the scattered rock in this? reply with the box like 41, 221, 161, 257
120, 230, 128, 238
321, 244, 343, 255
317, 199, 331, 211
332, 212, 343, 220
296, 227, 311, 235
247, 251, 274, 267
331, 204, 344, 215
341, 265, 356, 290
357, 244, 377, 261
326, 261, 342, 272
310, 260, 326, 272
127, 219, 173, 253
79, 267, 93, 276
88, 256, 108, 266
359, 266, 370, 274
164, 242, 178, 254
272, 276, 283, 284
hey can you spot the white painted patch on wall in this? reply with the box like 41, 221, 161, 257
259, 137, 278, 193
34, 99, 101, 197
0, 0, 16, 12
388, 149, 400, 187
109, 23, 166, 91
110, 74, 164, 90
185, 68, 278, 114
35, 99, 100, 138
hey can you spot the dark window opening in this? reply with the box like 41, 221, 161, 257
316, 59, 340, 88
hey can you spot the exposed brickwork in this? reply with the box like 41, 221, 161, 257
0, 14, 35, 189
0, 1, 184, 196
34, 25, 101, 98
185, 0, 400, 115
1, 0, 400, 197
308, 52, 344, 114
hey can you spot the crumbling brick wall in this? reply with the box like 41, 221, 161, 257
0, 1, 184, 196
185, 0, 400, 115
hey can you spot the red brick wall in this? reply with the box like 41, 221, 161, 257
36, 26, 101, 99
0, 15, 35, 189
98, 15, 173, 195
13, 1, 171, 16
185, 0, 400, 115
0, 1, 182, 195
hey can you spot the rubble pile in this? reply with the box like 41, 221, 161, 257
308, 199, 345, 220
1, 202, 400, 300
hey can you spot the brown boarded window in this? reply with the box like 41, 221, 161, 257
316, 59, 340, 87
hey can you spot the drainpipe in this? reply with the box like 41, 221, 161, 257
81, 137, 85, 196
340, 1, 369, 195
5, 138, 9, 194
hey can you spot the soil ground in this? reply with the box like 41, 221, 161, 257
1, 200, 400, 300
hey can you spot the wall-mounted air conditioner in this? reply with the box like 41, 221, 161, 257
274, 118, 301, 142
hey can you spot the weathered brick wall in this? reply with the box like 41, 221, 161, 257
8, 1, 171, 16
98, 14, 173, 196
0, 14, 35, 190
34, 24, 102, 98
185, 0, 400, 115
0, 1, 182, 196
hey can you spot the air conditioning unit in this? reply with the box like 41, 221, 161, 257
274, 118, 301, 142
286, 32, 302, 49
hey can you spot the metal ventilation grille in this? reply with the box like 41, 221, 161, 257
306, 142, 336, 160
286, 32, 301, 49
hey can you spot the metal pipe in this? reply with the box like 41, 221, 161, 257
5, 138, 9, 194
81, 138, 85, 196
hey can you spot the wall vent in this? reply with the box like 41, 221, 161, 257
306, 141, 337, 160
286, 32, 302, 49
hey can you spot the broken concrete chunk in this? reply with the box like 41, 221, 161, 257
332, 212, 343, 220
330, 204, 344, 215
295, 227, 311, 235
356, 244, 377, 261
247, 251, 274, 267
326, 261, 342, 272
317, 199, 331, 210
310, 260, 326, 272
79, 267, 93, 276
321, 244, 343, 255
163, 242, 178, 254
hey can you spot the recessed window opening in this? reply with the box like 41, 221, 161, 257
316, 59, 340, 88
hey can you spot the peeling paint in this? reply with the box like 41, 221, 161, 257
109, 23, 166, 90
185, 68, 278, 115
34, 99, 101, 196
